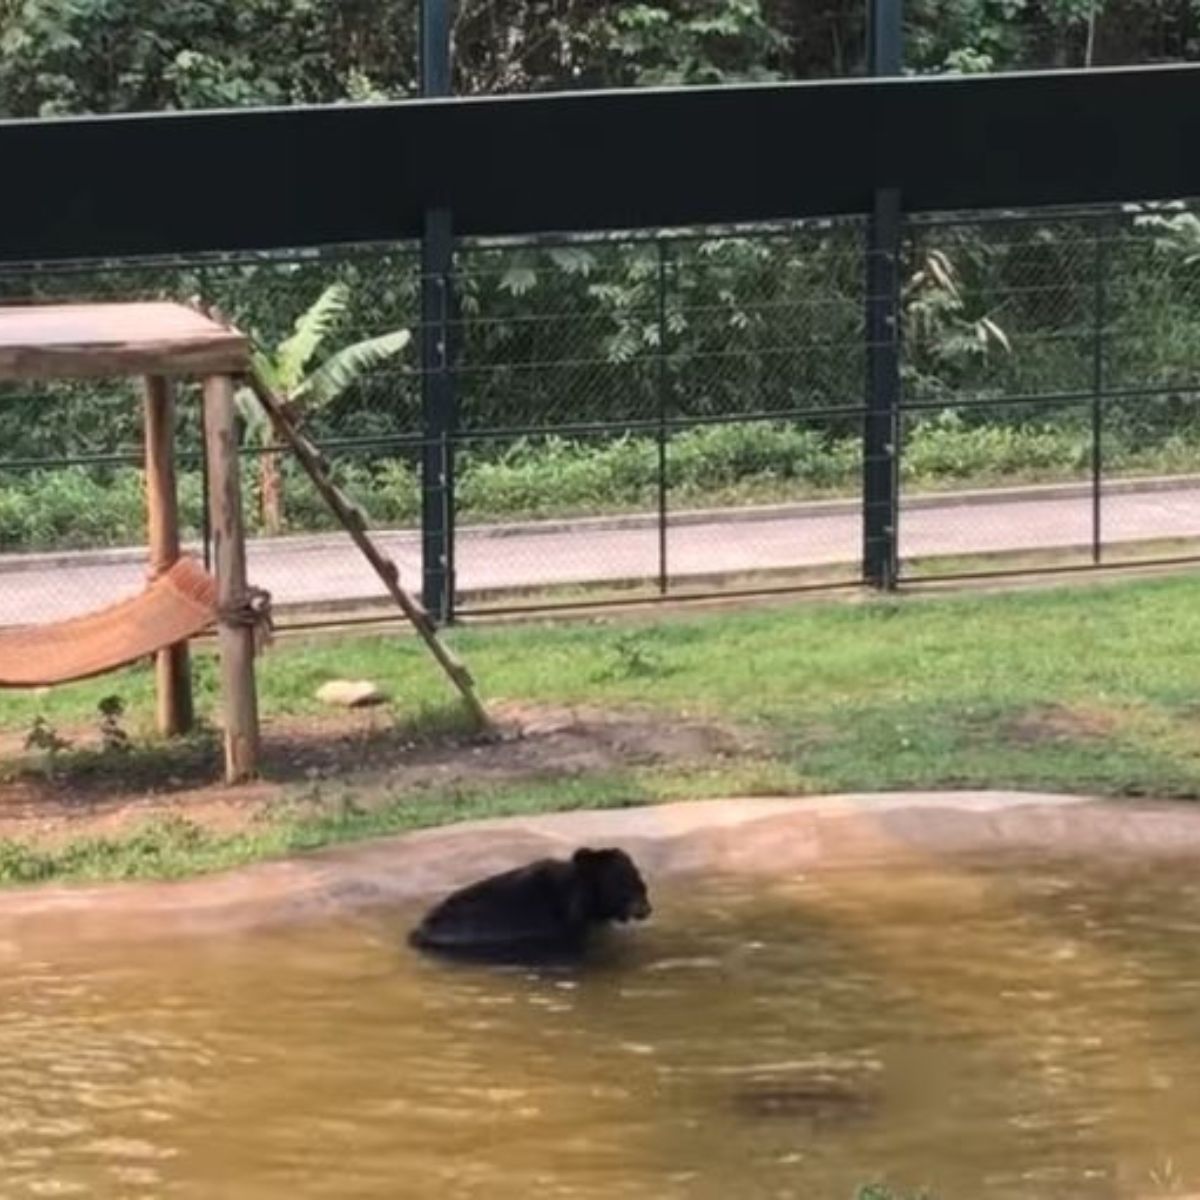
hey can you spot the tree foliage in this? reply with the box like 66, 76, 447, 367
2, 0, 1198, 122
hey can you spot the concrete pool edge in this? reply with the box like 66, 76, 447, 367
4, 790, 1200, 944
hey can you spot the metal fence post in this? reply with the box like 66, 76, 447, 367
656, 239, 672, 595
863, 192, 903, 589
420, 218, 457, 622
869, 0, 903, 77
197, 263, 213, 573
419, 0, 457, 621
1091, 217, 1109, 565
419, 0, 452, 96
862, 0, 903, 590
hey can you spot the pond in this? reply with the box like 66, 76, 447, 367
3, 858, 1200, 1199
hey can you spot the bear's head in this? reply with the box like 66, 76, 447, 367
572, 847, 651, 924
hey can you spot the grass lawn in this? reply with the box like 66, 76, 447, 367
3, 571, 1200, 885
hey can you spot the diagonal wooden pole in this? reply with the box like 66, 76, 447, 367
239, 365, 489, 731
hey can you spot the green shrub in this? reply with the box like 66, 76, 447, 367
903, 410, 1089, 483
0, 466, 204, 551
459, 435, 660, 518
669, 422, 858, 488
1, 420, 1199, 552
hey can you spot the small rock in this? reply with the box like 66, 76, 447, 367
315, 680, 390, 709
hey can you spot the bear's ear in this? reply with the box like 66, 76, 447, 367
572, 847, 599, 867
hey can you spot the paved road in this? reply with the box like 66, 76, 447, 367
2, 479, 1199, 625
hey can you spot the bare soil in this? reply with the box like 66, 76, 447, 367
0, 702, 754, 846
1002, 703, 1119, 747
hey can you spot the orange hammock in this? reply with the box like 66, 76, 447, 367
0, 556, 216, 688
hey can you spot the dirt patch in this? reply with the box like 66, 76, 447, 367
1002, 703, 1119, 747
0, 702, 757, 846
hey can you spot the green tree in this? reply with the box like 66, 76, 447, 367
602, 0, 787, 85
0, 0, 797, 117
0, 0, 417, 117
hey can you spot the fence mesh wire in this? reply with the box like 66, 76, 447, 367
898, 207, 1200, 580
2, 203, 1200, 627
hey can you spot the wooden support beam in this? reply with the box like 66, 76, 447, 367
203, 374, 260, 782
142, 374, 194, 737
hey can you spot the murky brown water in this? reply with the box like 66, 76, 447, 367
5, 860, 1200, 1199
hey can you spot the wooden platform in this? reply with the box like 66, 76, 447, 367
0, 302, 249, 379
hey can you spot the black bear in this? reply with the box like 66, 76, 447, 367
408, 846, 651, 960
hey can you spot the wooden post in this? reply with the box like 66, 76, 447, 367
142, 374, 194, 736
203, 374, 260, 783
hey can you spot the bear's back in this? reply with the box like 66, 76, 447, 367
409, 857, 582, 952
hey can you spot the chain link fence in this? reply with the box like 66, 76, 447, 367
1, 203, 1199, 628
899, 206, 1200, 581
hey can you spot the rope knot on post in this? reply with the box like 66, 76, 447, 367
218, 586, 274, 653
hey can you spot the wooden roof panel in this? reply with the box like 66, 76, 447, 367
0, 302, 249, 380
